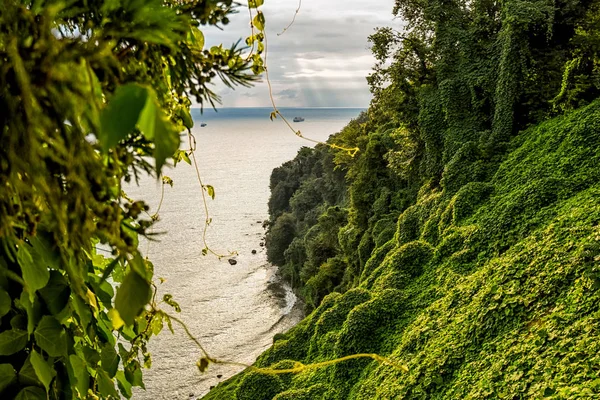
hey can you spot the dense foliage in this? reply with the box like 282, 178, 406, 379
0, 0, 268, 398
206, 0, 600, 398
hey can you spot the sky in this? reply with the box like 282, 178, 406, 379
203, 0, 399, 108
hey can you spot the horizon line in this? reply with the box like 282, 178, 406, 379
191, 106, 367, 109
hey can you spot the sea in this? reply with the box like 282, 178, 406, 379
125, 107, 364, 399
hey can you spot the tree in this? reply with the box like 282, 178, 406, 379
0, 0, 265, 397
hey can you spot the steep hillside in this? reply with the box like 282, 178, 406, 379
204, 98, 600, 400
203, 0, 600, 398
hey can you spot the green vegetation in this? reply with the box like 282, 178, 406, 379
0, 0, 269, 398
205, 0, 600, 398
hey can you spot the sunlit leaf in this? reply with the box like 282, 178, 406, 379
116, 370, 133, 398
205, 185, 215, 200
253, 13, 266, 31
137, 91, 180, 173
17, 244, 49, 301
67, 355, 89, 397
115, 270, 151, 326
30, 350, 55, 392
99, 84, 148, 152
248, 0, 264, 8
108, 308, 125, 330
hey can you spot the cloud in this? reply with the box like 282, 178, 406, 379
275, 89, 298, 99
201, 0, 401, 107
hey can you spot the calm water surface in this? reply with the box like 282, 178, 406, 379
126, 108, 363, 399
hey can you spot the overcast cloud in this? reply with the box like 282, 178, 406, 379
202, 0, 399, 107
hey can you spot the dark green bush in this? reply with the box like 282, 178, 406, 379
235, 372, 284, 400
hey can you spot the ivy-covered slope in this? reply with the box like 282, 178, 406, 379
204, 99, 600, 399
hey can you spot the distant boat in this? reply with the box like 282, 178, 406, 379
293, 117, 305, 122
200, 122, 207, 127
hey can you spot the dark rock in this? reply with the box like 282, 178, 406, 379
189, 394, 194, 397
217, 374, 222, 378
251, 249, 257, 254
259, 242, 264, 247
210, 386, 215, 390
257, 220, 262, 224
228, 258, 237, 265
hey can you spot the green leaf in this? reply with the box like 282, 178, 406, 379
178, 107, 194, 129
99, 84, 149, 152
125, 360, 145, 389
15, 386, 45, 400
205, 185, 215, 200
128, 252, 151, 281
187, 26, 205, 50
0, 363, 17, 393
79, 345, 100, 367
0, 288, 11, 318
18, 355, 40, 387
253, 12, 266, 31
115, 270, 151, 326
38, 271, 70, 315
29, 233, 61, 270
138, 93, 180, 173
34, 316, 67, 357
18, 290, 42, 335
17, 244, 49, 301
97, 369, 119, 398
116, 370, 133, 398
248, 0, 264, 8
30, 350, 55, 392
0, 329, 27, 355
67, 355, 89, 397
71, 294, 91, 329
101, 342, 120, 378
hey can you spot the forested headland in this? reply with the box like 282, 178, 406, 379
205, 0, 600, 398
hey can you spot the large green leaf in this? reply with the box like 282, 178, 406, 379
0, 363, 17, 393
38, 271, 70, 315
30, 350, 55, 392
99, 84, 149, 152
28, 233, 61, 270
0, 288, 11, 318
138, 93, 180, 173
15, 386, 45, 400
34, 316, 67, 357
125, 360, 145, 389
17, 245, 49, 301
0, 329, 27, 355
67, 355, 89, 397
96, 369, 119, 398
116, 370, 133, 398
101, 342, 119, 378
115, 270, 151, 326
